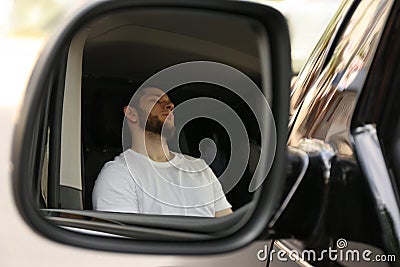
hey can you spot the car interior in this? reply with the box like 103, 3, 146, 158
41, 8, 275, 218
80, 9, 265, 212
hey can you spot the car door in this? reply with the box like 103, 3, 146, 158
270, 0, 399, 266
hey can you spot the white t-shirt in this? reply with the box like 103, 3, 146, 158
92, 149, 231, 217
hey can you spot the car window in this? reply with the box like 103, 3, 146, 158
289, 0, 355, 121
288, 0, 394, 156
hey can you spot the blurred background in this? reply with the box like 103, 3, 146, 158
0, 0, 342, 107
0, 0, 77, 107
261, 0, 342, 72
0, 0, 342, 71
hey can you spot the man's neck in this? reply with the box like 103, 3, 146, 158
131, 131, 173, 162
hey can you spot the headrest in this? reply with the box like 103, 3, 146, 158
82, 78, 135, 149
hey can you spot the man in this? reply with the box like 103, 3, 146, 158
92, 87, 232, 217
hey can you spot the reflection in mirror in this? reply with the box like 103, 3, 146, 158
39, 8, 275, 239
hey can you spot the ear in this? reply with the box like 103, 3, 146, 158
124, 106, 138, 123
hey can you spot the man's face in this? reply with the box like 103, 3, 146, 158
137, 87, 175, 139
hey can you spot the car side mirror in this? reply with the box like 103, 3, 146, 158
12, 0, 291, 254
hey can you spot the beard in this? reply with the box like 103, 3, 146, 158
138, 109, 175, 140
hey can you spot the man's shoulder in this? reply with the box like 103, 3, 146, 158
98, 151, 130, 177
92, 151, 137, 203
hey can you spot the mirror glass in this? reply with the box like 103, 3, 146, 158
40, 8, 276, 239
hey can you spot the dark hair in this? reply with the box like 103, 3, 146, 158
128, 86, 164, 109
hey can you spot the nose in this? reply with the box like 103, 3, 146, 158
159, 94, 174, 111
164, 100, 174, 111
159, 95, 173, 110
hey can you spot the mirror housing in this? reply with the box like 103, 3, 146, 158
12, 0, 291, 255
